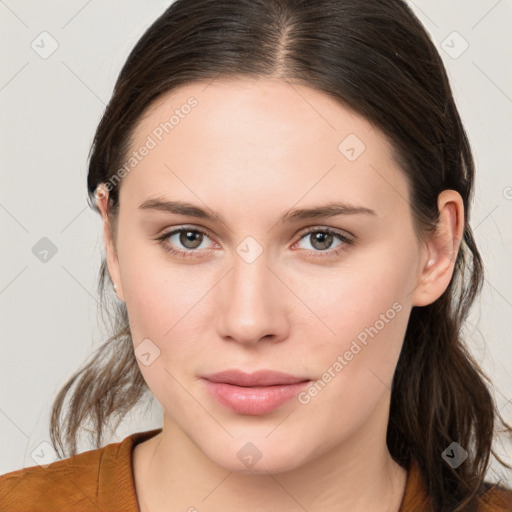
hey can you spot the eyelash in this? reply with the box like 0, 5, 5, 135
155, 225, 353, 259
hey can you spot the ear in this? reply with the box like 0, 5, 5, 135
411, 189, 465, 307
95, 185, 126, 302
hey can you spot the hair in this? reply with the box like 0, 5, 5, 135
49, 0, 512, 510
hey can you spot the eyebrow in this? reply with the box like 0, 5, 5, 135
138, 198, 377, 224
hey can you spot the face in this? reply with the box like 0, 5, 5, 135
99, 78, 444, 473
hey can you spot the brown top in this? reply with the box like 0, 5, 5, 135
0, 428, 511, 511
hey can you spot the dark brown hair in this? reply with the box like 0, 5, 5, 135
50, 0, 512, 510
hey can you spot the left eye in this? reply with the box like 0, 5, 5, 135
294, 228, 351, 254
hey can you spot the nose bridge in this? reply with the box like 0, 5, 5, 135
216, 243, 283, 344
230, 246, 274, 317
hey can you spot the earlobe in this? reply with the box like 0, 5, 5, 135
95, 185, 125, 302
411, 190, 464, 307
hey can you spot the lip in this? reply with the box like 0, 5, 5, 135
201, 370, 311, 415
202, 369, 310, 387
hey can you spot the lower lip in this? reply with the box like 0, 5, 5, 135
202, 379, 311, 415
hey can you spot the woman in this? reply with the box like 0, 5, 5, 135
1, 0, 511, 511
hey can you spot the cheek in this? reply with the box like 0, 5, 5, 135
299, 249, 413, 388
123, 274, 212, 373
117, 232, 201, 335
304, 257, 410, 341
294, 270, 410, 439
117, 241, 218, 383
121, 261, 213, 415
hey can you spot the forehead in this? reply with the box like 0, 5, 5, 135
135, 77, 379, 146
120, 78, 411, 220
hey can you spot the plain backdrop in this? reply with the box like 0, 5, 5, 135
1, 0, 511, 484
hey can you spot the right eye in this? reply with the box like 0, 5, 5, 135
156, 226, 216, 257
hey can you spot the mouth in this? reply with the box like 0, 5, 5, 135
202, 369, 311, 387
201, 369, 312, 415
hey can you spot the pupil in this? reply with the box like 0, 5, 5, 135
181, 230, 202, 248
314, 232, 332, 250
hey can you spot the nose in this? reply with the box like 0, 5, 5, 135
216, 251, 289, 347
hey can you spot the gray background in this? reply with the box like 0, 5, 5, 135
1, 0, 511, 483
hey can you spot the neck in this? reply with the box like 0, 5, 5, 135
133, 409, 408, 512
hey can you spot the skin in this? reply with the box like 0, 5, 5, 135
96, 78, 464, 512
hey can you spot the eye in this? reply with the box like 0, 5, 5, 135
156, 226, 215, 257
155, 225, 353, 258
293, 227, 353, 257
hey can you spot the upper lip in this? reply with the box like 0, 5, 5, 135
202, 369, 310, 387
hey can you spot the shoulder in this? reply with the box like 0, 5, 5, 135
0, 428, 161, 511
477, 481, 512, 512
0, 441, 109, 510
399, 458, 512, 512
